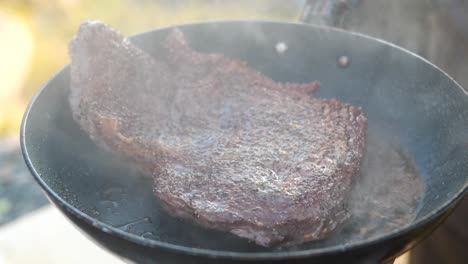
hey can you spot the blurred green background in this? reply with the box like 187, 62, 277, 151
0, 0, 301, 135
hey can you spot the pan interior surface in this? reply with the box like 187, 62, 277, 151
22, 21, 468, 253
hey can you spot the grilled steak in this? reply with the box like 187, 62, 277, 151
69, 21, 368, 247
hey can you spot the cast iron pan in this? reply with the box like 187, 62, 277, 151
21, 21, 468, 264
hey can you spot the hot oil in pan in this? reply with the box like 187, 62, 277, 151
289, 133, 425, 249
83, 119, 424, 250
89, 134, 425, 250
93, 131, 425, 250
343, 135, 425, 242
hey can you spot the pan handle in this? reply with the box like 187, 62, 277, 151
299, 0, 358, 28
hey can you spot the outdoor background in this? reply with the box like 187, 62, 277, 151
0, 0, 301, 136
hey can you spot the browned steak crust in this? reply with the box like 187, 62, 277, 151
69, 21, 367, 247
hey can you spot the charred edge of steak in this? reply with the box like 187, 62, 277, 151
152, 100, 367, 247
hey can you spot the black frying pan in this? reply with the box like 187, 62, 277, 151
21, 21, 467, 264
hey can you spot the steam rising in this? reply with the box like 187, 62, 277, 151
63, 20, 425, 250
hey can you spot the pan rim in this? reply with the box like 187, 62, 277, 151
21, 19, 468, 260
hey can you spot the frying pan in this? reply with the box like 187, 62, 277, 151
21, 21, 467, 264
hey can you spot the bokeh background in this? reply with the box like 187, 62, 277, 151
0, 0, 301, 135
0, 0, 465, 263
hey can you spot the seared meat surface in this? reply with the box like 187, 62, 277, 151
69, 21, 367, 247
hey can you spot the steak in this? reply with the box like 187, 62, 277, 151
69, 21, 368, 247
